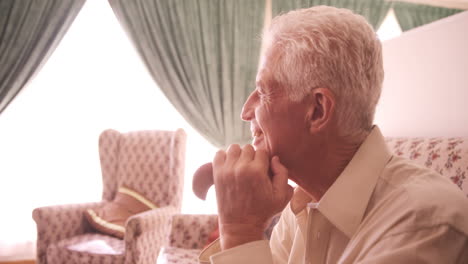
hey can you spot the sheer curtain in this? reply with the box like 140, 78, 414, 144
108, 0, 265, 148
0, 0, 217, 260
0, 0, 86, 114
272, 0, 392, 30
393, 1, 463, 31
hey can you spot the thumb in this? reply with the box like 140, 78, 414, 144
271, 156, 289, 188
271, 156, 294, 202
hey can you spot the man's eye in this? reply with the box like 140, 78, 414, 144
257, 91, 270, 103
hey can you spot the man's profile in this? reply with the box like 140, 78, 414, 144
199, 5, 468, 263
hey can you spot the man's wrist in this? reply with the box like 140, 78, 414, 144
219, 223, 265, 250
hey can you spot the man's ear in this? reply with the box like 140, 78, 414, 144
306, 88, 335, 133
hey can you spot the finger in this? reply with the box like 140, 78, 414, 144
254, 149, 269, 171
225, 144, 241, 164
213, 150, 226, 168
271, 156, 289, 187
239, 144, 255, 163
213, 151, 227, 189
271, 156, 293, 204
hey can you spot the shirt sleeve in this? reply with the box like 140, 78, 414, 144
198, 238, 273, 264
269, 206, 295, 264
355, 224, 468, 264
198, 205, 294, 264
209, 240, 274, 263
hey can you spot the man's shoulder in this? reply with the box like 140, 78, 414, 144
367, 156, 468, 236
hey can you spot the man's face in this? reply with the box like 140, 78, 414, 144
240, 59, 310, 162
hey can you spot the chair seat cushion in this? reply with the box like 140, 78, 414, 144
157, 246, 201, 264
47, 233, 125, 264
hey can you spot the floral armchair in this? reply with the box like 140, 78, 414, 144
159, 137, 468, 264
32, 129, 186, 264
157, 214, 218, 264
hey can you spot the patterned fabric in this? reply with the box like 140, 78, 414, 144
99, 129, 121, 202
47, 234, 125, 264
168, 214, 218, 250
32, 202, 104, 264
124, 206, 178, 263
385, 137, 468, 196
158, 246, 201, 264
33, 129, 187, 264
100, 129, 187, 210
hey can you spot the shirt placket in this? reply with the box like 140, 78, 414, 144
305, 206, 331, 264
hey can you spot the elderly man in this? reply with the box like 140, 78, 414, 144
199, 6, 468, 264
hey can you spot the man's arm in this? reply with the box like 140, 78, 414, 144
269, 208, 294, 264
199, 208, 292, 264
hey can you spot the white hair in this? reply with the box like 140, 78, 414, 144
262, 6, 384, 140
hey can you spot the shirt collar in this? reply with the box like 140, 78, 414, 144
289, 125, 392, 238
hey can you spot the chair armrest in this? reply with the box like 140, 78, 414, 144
124, 205, 178, 264
168, 214, 218, 249
32, 201, 104, 264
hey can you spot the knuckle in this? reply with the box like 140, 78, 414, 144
227, 144, 240, 152
243, 144, 254, 151
214, 150, 225, 162
257, 149, 267, 157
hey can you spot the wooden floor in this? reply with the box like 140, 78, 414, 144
0, 260, 35, 264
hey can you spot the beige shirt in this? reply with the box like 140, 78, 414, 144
199, 126, 468, 263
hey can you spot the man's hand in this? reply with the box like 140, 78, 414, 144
213, 144, 294, 250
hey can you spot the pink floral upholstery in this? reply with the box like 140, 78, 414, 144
33, 202, 104, 263
159, 214, 217, 264
168, 214, 218, 250
100, 129, 187, 209
157, 247, 201, 264
33, 129, 187, 264
386, 137, 468, 196
47, 234, 125, 264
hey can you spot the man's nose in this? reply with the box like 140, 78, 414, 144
241, 91, 256, 121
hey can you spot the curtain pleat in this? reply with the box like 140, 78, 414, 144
272, 0, 392, 30
393, 2, 463, 31
0, 0, 86, 114
108, 0, 265, 148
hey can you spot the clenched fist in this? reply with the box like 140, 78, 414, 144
213, 144, 293, 250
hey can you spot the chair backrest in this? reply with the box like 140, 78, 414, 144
385, 137, 468, 197
98, 129, 187, 210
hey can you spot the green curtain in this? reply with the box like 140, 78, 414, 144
108, 0, 265, 148
272, 0, 392, 30
393, 2, 463, 31
0, 0, 86, 114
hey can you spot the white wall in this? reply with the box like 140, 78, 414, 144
375, 11, 468, 137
